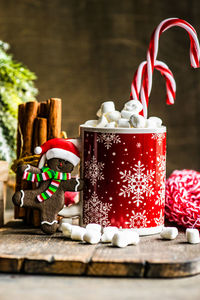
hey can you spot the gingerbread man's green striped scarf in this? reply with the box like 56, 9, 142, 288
22, 166, 71, 202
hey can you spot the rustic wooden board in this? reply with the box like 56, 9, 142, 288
0, 221, 200, 278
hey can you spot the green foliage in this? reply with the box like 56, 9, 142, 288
0, 41, 38, 162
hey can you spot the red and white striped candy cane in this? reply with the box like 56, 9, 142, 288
139, 18, 200, 117
131, 60, 176, 105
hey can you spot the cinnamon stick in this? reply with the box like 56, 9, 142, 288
33, 118, 39, 150
15, 103, 26, 219
23, 101, 38, 155
33, 117, 48, 149
47, 98, 61, 139
38, 117, 47, 145
32, 117, 47, 226
38, 101, 49, 118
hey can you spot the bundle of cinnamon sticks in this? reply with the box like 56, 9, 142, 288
15, 98, 63, 226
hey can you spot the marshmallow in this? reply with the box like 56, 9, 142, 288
124, 100, 143, 113
112, 232, 129, 248
101, 231, 116, 243
101, 101, 115, 114
83, 230, 101, 244
86, 223, 102, 232
124, 230, 140, 245
121, 110, 135, 120
145, 119, 157, 128
58, 218, 71, 231
148, 117, 162, 127
62, 223, 72, 238
117, 118, 130, 128
129, 114, 146, 128
160, 227, 178, 240
105, 122, 116, 128
101, 226, 119, 243
106, 111, 121, 122
96, 115, 108, 128
71, 226, 86, 241
84, 120, 98, 127
186, 228, 200, 244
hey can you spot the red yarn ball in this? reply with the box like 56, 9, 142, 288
165, 169, 200, 228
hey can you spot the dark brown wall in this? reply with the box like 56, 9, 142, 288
0, 0, 200, 175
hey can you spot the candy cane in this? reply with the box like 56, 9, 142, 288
139, 18, 200, 117
131, 60, 176, 105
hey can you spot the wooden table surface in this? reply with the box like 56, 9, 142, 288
1, 219, 200, 278
0, 273, 200, 300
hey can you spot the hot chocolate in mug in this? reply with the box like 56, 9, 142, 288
79, 125, 166, 236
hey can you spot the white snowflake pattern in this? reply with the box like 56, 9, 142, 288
125, 210, 150, 228
97, 133, 121, 149
155, 210, 164, 226
119, 161, 155, 207
156, 188, 165, 206
155, 154, 166, 206
151, 133, 165, 145
136, 142, 141, 148
157, 154, 166, 174
85, 156, 105, 185
83, 192, 112, 226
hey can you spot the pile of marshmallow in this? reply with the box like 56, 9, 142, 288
61, 222, 200, 246
61, 222, 139, 248
83, 100, 163, 129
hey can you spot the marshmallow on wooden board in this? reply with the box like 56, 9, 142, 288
101, 231, 115, 243
62, 223, 73, 238
112, 232, 129, 248
105, 122, 116, 128
186, 228, 200, 244
86, 223, 102, 232
117, 118, 130, 128
102, 227, 119, 243
58, 218, 72, 232
160, 227, 178, 240
105, 111, 121, 122
96, 115, 108, 128
71, 226, 86, 241
83, 230, 101, 244
129, 114, 146, 128
101, 101, 115, 114
124, 100, 143, 113
124, 230, 140, 245
148, 117, 162, 127
84, 120, 98, 127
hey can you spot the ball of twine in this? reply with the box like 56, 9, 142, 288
165, 169, 200, 229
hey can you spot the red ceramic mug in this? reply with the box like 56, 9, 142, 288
80, 126, 166, 235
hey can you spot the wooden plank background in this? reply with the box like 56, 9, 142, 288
0, 0, 199, 175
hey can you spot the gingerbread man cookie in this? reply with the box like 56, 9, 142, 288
12, 138, 84, 234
